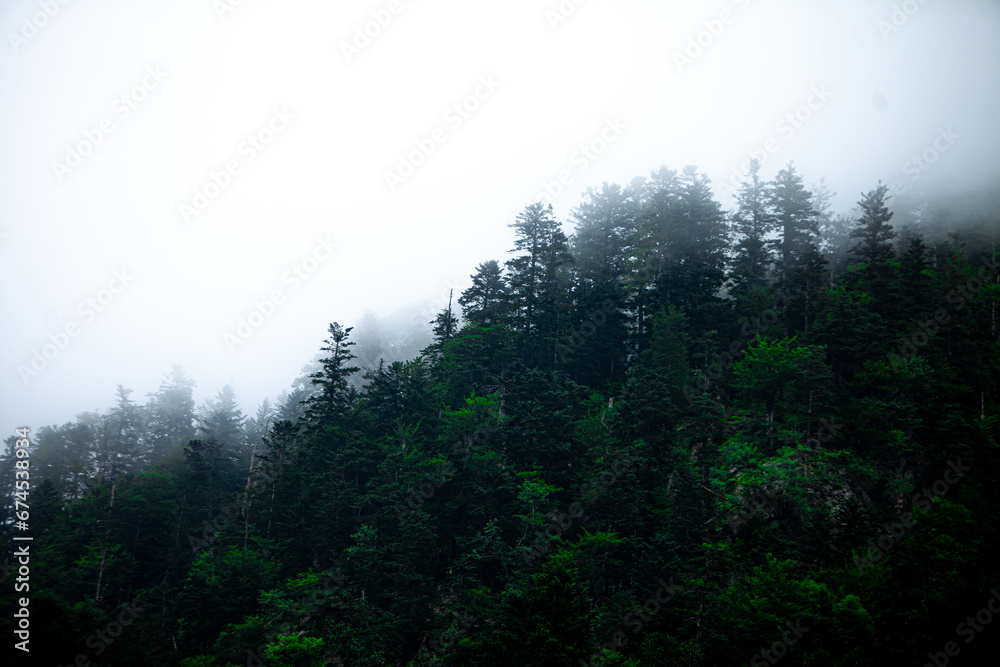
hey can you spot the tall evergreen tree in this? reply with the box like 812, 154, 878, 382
622, 307, 691, 457
848, 183, 898, 315
898, 233, 933, 322
243, 397, 275, 452
571, 181, 639, 284
505, 202, 573, 363
146, 364, 197, 461
98, 385, 145, 479
423, 289, 460, 364
632, 166, 728, 346
730, 158, 776, 292
813, 178, 853, 281
31, 419, 96, 498
566, 181, 639, 385
850, 183, 896, 266
769, 163, 818, 331
303, 322, 360, 429
459, 260, 510, 326
198, 384, 248, 474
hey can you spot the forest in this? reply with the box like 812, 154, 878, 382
3, 161, 999, 666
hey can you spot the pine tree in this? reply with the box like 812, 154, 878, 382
622, 307, 691, 456
769, 163, 818, 332
181, 438, 230, 519
849, 183, 898, 314
146, 365, 197, 461
898, 233, 933, 322
813, 178, 852, 280
850, 183, 896, 266
459, 260, 510, 326
243, 398, 274, 451
423, 289, 460, 364
790, 243, 829, 334
571, 181, 639, 284
634, 166, 728, 344
256, 419, 298, 542
730, 158, 776, 292
566, 181, 639, 385
198, 385, 246, 449
505, 202, 573, 363
31, 419, 96, 498
99, 385, 145, 479
303, 322, 360, 429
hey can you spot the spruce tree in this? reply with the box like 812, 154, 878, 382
303, 322, 360, 429
634, 166, 727, 344
849, 183, 898, 313
850, 183, 896, 266
730, 158, 776, 292
769, 163, 818, 332
198, 384, 246, 452
459, 260, 510, 326
146, 365, 197, 461
566, 181, 638, 385
505, 202, 573, 363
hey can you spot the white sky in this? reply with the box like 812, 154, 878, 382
2, 0, 999, 435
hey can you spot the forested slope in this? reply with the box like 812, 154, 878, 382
4, 162, 999, 666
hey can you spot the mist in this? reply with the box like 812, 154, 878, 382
2, 0, 999, 434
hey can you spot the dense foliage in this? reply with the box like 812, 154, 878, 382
4, 163, 999, 666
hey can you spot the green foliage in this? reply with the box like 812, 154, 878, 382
263, 634, 328, 667
176, 547, 281, 654
12, 169, 1000, 666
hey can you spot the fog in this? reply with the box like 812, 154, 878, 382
2, 0, 999, 435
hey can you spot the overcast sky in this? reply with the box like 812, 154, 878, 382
2, 0, 999, 435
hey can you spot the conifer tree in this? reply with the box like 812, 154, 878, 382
566, 182, 638, 385
632, 166, 727, 345
303, 322, 360, 429
99, 385, 145, 478
505, 202, 573, 363
198, 384, 246, 452
769, 163, 819, 331
459, 260, 510, 326
850, 183, 896, 266
730, 159, 776, 292
146, 365, 197, 461
848, 183, 898, 314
